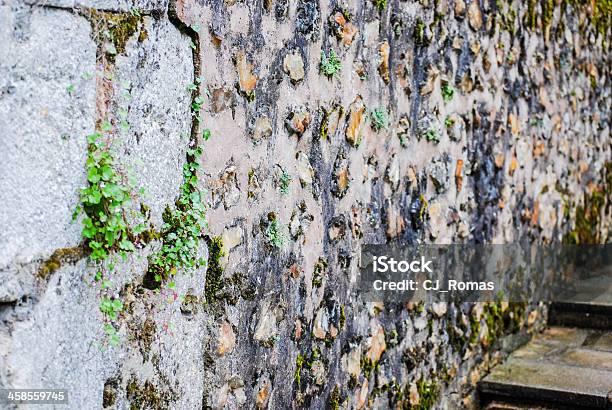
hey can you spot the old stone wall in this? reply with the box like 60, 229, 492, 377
0, 0, 610, 409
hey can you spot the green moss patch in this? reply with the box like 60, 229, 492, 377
37, 246, 86, 279
89, 10, 144, 64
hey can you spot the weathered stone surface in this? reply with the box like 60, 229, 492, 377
218, 322, 236, 356
330, 10, 358, 46
0, 5, 95, 268
378, 41, 390, 83
285, 107, 310, 137
2, 260, 111, 408
454, 0, 466, 17
283, 50, 305, 83
253, 300, 278, 344
252, 116, 272, 143
345, 96, 365, 146
467, 1, 483, 31
295, 152, 314, 187
366, 326, 386, 363
236, 52, 257, 94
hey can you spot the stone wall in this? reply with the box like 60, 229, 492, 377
0, 0, 610, 409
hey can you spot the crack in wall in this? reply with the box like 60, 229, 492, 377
168, 0, 202, 153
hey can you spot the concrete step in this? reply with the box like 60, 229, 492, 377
479, 327, 612, 409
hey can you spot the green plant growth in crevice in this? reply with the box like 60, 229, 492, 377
441, 83, 455, 103
467, 300, 527, 349
468, 313, 481, 345
414, 19, 426, 45
320, 49, 342, 78
339, 305, 346, 329
373, 0, 387, 12
294, 353, 306, 387
328, 385, 341, 410
279, 169, 292, 195
411, 377, 438, 410
126, 377, 175, 410
563, 161, 611, 244
360, 356, 381, 380
371, 107, 389, 132
527, 0, 611, 37
74, 130, 145, 345
311, 257, 328, 288
203, 236, 225, 303
294, 348, 322, 390
76, 132, 142, 261
265, 213, 287, 249
424, 128, 440, 144
526, 0, 538, 29
145, 146, 208, 289
483, 301, 505, 345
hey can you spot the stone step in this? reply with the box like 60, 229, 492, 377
483, 399, 591, 410
550, 273, 612, 330
479, 327, 612, 409
549, 301, 612, 330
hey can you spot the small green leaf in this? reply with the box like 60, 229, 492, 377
119, 239, 136, 251
87, 132, 101, 144
87, 168, 101, 183
87, 190, 102, 204
100, 165, 113, 181
133, 223, 146, 235
105, 43, 117, 55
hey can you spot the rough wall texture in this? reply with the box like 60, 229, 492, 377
0, 0, 610, 409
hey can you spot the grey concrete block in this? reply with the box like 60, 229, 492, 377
112, 17, 193, 228
24, 0, 169, 14
0, 5, 96, 268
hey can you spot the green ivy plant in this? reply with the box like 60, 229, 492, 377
145, 84, 210, 287
74, 128, 144, 346
147, 144, 208, 286
75, 132, 142, 261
